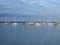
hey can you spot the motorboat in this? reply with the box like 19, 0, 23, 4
28, 22, 35, 25
12, 23, 18, 26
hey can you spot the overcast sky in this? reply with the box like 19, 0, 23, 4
0, 0, 60, 15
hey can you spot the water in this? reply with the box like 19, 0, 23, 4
0, 23, 60, 45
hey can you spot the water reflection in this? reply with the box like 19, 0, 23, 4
0, 23, 60, 45
12, 23, 18, 26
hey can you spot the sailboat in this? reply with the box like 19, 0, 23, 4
3, 17, 10, 25
48, 19, 57, 26
12, 17, 18, 26
35, 19, 45, 26
27, 16, 34, 25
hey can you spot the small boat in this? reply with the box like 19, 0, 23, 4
48, 22, 57, 26
35, 22, 43, 26
35, 22, 45, 26
48, 19, 57, 26
4, 22, 9, 25
12, 23, 18, 26
28, 22, 34, 25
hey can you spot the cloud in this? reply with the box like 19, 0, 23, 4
0, 0, 60, 15
22, 0, 39, 4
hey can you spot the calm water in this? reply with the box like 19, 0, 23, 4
0, 23, 60, 45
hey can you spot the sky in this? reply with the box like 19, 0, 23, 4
0, 0, 60, 15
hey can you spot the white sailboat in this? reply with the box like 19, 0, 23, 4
35, 19, 45, 26
27, 16, 35, 25
12, 17, 18, 26
48, 19, 57, 26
